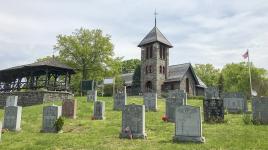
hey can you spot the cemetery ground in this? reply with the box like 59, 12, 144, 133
0, 97, 268, 150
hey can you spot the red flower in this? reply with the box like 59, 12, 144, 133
162, 115, 168, 122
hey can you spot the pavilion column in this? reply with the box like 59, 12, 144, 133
45, 69, 48, 88
64, 72, 68, 91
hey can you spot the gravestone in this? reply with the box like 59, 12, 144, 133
62, 99, 77, 119
252, 96, 268, 124
165, 90, 187, 122
223, 92, 247, 113
42, 105, 62, 133
6, 95, 18, 106
3, 106, 22, 131
113, 87, 127, 110
203, 87, 224, 123
120, 104, 147, 139
143, 92, 157, 111
93, 101, 105, 120
87, 90, 97, 102
173, 105, 205, 143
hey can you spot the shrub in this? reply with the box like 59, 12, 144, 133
243, 114, 253, 125
54, 117, 64, 132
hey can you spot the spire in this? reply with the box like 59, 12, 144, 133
154, 9, 158, 27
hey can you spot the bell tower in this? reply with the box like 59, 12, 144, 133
138, 15, 172, 95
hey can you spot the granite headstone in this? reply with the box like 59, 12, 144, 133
113, 86, 127, 110
120, 104, 147, 139
93, 101, 105, 120
42, 105, 62, 133
252, 96, 268, 124
62, 99, 77, 119
143, 92, 157, 111
3, 106, 22, 131
173, 105, 205, 143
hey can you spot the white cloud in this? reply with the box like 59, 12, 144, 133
0, 0, 267, 70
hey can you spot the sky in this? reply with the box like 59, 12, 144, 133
0, 0, 267, 70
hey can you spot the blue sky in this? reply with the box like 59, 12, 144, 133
0, 0, 267, 70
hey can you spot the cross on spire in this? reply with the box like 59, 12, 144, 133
154, 9, 158, 27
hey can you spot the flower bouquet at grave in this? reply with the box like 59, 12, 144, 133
162, 115, 168, 122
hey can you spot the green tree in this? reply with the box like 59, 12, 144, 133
54, 28, 115, 81
132, 64, 141, 88
122, 59, 141, 73
222, 62, 268, 97
194, 64, 220, 86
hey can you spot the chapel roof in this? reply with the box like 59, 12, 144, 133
138, 26, 173, 48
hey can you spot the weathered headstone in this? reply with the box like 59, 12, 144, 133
113, 87, 127, 110
3, 106, 22, 131
62, 99, 77, 119
252, 96, 268, 124
203, 87, 224, 123
173, 105, 205, 143
165, 90, 187, 122
6, 95, 18, 106
42, 105, 62, 133
87, 90, 97, 102
143, 92, 157, 111
93, 101, 105, 120
223, 92, 247, 113
120, 104, 147, 139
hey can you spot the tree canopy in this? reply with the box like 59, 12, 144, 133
194, 64, 220, 87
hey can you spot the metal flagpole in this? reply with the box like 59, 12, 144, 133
247, 49, 253, 96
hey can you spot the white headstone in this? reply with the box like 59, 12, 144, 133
6, 96, 18, 106
87, 90, 97, 102
113, 87, 127, 110
3, 106, 22, 131
173, 105, 205, 143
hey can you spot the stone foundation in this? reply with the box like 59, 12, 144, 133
0, 91, 73, 107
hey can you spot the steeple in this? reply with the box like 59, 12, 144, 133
138, 11, 172, 48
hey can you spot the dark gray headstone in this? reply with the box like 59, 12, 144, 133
42, 105, 62, 133
113, 87, 127, 110
93, 101, 105, 120
173, 105, 205, 143
205, 87, 219, 99
87, 90, 97, 102
203, 98, 224, 123
6, 96, 18, 107
252, 97, 268, 124
3, 106, 22, 131
223, 92, 247, 113
165, 90, 187, 122
143, 92, 157, 111
120, 104, 147, 139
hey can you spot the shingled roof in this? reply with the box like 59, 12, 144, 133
166, 63, 207, 88
138, 26, 173, 48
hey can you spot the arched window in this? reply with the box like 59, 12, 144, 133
146, 66, 148, 74
160, 45, 163, 59
145, 81, 152, 92
160, 66, 162, 73
163, 66, 165, 74
149, 66, 152, 73
150, 45, 153, 58
163, 47, 166, 59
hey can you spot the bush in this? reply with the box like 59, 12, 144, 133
54, 117, 64, 132
243, 114, 253, 125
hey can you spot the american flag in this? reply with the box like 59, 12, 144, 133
242, 50, 249, 59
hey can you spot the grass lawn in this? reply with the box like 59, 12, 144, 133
0, 96, 267, 150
